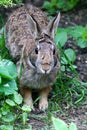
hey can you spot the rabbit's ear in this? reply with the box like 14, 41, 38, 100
27, 14, 41, 38
46, 13, 60, 39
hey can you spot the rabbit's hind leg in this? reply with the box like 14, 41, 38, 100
20, 87, 34, 110
39, 87, 51, 111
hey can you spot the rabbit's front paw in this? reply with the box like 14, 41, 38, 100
24, 98, 35, 111
39, 98, 48, 111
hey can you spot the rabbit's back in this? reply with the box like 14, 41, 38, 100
5, 5, 48, 60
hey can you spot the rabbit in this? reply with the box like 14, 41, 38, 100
5, 4, 60, 111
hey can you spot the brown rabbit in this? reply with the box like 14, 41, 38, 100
5, 4, 60, 110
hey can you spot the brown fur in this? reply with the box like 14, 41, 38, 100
5, 4, 60, 110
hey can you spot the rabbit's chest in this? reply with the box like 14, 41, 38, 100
20, 69, 58, 89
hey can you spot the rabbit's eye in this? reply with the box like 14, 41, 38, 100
35, 47, 38, 54
53, 48, 55, 55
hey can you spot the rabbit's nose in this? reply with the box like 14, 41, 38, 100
41, 55, 45, 60
41, 55, 51, 64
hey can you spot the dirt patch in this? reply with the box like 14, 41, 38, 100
24, 105, 87, 130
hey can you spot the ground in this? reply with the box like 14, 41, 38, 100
0, 3, 87, 130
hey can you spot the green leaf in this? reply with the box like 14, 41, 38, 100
52, 117, 68, 130
1, 103, 10, 115
64, 48, 76, 62
55, 31, 67, 47
0, 66, 12, 79
14, 92, 23, 105
2, 113, 16, 122
43, 1, 52, 10
43, 1, 56, 14
22, 105, 31, 112
61, 65, 65, 72
22, 112, 28, 125
61, 48, 76, 64
0, 125, 13, 130
0, 80, 18, 95
6, 99, 16, 106
69, 122, 77, 130
0, 59, 17, 79
69, 26, 84, 39
76, 38, 87, 48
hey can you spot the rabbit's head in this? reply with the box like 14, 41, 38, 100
25, 13, 60, 74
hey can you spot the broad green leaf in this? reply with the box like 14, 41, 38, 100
14, 92, 23, 105
0, 80, 18, 95
51, 0, 57, 5
1, 103, 10, 115
69, 122, 77, 130
64, 48, 76, 62
6, 99, 16, 106
43, 1, 56, 14
55, 31, 67, 47
2, 113, 16, 122
69, 26, 84, 39
0, 125, 13, 130
61, 65, 65, 72
52, 117, 68, 130
22, 105, 31, 112
43, 1, 51, 10
61, 57, 68, 65
56, 0, 78, 11
22, 112, 28, 125
0, 66, 12, 79
0, 59, 17, 79
61, 48, 76, 64
76, 38, 87, 48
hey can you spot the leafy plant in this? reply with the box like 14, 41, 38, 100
43, 0, 79, 14
43, 0, 57, 15
51, 25, 87, 109
0, 24, 32, 129
69, 26, 87, 48
52, 117, 77, 130
0, 58, 32, 129
0, 0, 13, 7
56, 26, 87, 48
0, 0, 23, 7
57, 0, 79, 12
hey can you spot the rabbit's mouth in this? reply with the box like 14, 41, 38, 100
27, 57, 58, 74
28, 59, 51, 74
38, 62, 57, 74
40, 64, 51, 74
